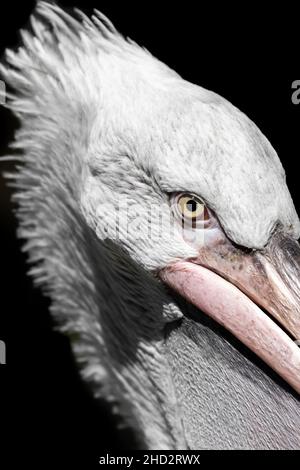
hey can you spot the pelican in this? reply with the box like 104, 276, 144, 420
1, 2, 300, 449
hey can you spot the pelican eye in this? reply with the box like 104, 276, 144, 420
173, 193, 210, 227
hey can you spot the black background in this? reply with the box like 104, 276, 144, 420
0, 0, 299, 464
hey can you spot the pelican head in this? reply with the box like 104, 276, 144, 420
1, 2, 300, 449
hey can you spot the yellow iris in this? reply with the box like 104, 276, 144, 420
177, 195, 205, 220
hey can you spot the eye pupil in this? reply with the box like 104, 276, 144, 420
186, 199, 197, 212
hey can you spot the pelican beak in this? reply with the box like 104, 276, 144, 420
161, 231, 300, 394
